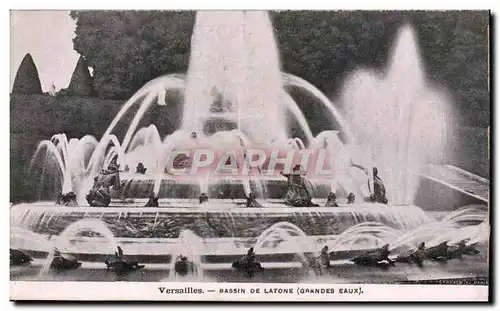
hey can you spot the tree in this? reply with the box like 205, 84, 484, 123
70, 11, 194, 99
445, 12, 489, 126
66, 55, 95, 97
70, 10, 490, 126
12, 53, 43, 95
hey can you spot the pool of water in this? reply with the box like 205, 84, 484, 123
11, 244, 488, 284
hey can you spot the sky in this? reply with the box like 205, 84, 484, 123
10, 10, 80, 92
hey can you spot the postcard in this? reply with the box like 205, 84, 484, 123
10, 9, 490, 302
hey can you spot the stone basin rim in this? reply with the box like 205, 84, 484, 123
11, 202, 421, 215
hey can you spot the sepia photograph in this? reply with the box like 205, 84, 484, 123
9, 8, 490, 301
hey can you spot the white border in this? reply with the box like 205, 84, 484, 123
3, 0, 496, 308
4, 0, 497, 10
10, 282, 489, 302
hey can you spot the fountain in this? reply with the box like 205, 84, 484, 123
341, 26, 453, 206
38, 219, 118, 277
254, 222, 315, 275
388, 205, 488, 253
11, 226, 52, 251
326, 222, 403, 252
29, 134, 98, 199
10, 11, 489, 284
168, 229, 204, 280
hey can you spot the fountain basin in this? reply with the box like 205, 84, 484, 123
10, 201, 488, 283
11, 201, 432, 239
11, 242, 489, 284
116, 175, 333, 199
11, 233, 384, 260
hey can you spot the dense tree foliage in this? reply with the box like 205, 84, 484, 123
70, 11, 194, 99
70, 10, 489, 126
64, 55, 95, 97
12, 53, 43, 95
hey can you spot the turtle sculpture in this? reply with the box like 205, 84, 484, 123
423, 241, 451, 262
10, 249, 33, 266
104, 246, 145, 274
395, 242, 426, 267
174, 255, 197, 277
445, 239, 481, 260
231, 247, 264, 278
350, 244, 395, 268
50, 248, 82, 270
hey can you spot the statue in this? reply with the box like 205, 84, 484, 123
246, 247, 256, 264
135, 162, 147, 174
370, 167, 388, 204
246, 192, 263, 207
316, 245, 331, 275
347, 192, 356, 204
396, 242, 426, 267
423, 241, 450, 262
350, 244, 395, 267
105, 246, 145, 274
349, 161, 387, 204
325, 192, 339, 207
144, 194, 159, 207
282, 165, 319, 207
50, 248, 82, 271
174, 255, 196, 277
10, 249, 33, 266
232, 247, 264, 278
199, 193, 209, 204
86, 157, 121, 207
55, 191, 78, 206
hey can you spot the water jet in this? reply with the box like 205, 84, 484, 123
11, 11, 488, 284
